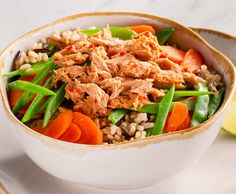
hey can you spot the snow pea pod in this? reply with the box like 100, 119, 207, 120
155, 28, 175, 45
8, 80, 55, 96
12, 61, 57, 114
21, 76, 53, 123
108, 109, 128, 124
81, 27, 136, 40
190, 83, 210, 127
145, 128, 153, 137
134, 100, 195, 114
208, 88, 224, 118
4, 57, 53, 78
174, 90, 213, 97
42, 83, 66, 128
151, 85, 175, 135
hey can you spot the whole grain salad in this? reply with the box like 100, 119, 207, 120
5, 25, 224, 145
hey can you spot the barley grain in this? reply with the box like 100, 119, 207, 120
19, 64, 31, 71
42, 53, 48, 61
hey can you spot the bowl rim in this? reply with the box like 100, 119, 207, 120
0, 11, 235, 148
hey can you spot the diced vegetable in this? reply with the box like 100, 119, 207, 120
42, 83, 66, 128
191, 83, 210, 127
161, 46, 185, 64
12, 61, 57, 114
151, 85, 175, 135
208, 88, 224, 118
21, 77, 53, 123
44, 110, 73, 138
181, 49, 203, 74
164, 102, 188, 132
81, 27, 136, 40
155, 28, 175, 45
128, 25, 155, 34
108, 109, 128, 124
73, 112, 103, 145
58, 123, 81, 143
8, 80, 55, 96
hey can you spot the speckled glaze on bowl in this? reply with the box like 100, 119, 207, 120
0, 12, 235, 189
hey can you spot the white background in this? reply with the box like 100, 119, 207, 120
0, 0, 236, 51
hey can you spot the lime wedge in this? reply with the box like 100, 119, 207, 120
221, 91, 236, 135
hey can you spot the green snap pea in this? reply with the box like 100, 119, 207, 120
145, 128, 153, 137
47, 45, 58, 56
35, 100, 49, 114
132, 100, 195, 114
12, 61, 57, 114
42, 83, 66, 128
174, 90, 213, 97
151, 85, 175, 135
4, 57, 53, 78
81, 27, 136, 40
208, 88, 224, 118
180, 100, 196, 111
108, 109, 128, 124
190, 83, 210, 127
136, 103, 159, 114
21, 77, 53, 123
155, 28, 176, 45
8, 80, 55, 96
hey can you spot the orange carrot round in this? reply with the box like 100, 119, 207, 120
33, 120, 53, 134
161, 46, 185, 64
165, 102, 188, 132
178, 113, 191, 130
58, 123, 81, 143
180, 48, 203, 74
44, 110, 73, 138
128, 25, 155, 34
73, 112, 103, 145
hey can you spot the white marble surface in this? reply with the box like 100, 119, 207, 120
0, 0, 236, 51
0, 0, 236, 194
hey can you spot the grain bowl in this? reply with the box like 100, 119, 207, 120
0, 12, 235, 189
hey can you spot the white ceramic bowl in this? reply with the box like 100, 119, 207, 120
0, 12, 235, 189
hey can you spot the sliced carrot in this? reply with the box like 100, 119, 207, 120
178, 112, 191, 130
73, 112, 103, 145
19, 75, 36, 81
33, 120, 53, 134
161, 46, 185, 64
180, 48, 203, 74
58, 123, 81, 143
183, 96, 197, 101
128, 25, 155, 34
44, 110, 73, 138
165, 102, 188, 132
163, 112, 172, 133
